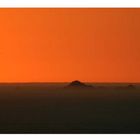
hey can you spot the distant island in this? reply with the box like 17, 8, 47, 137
66, 80, 136, 90
66, 80, 93, 89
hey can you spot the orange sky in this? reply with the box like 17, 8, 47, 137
0, 8, 140, 83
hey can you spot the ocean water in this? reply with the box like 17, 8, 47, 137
0, 83, 140, 133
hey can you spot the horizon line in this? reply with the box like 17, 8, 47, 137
0, 81, 140, 84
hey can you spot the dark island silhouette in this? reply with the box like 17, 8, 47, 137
66, 81, 135, 90
127, 84, 135, 89
66, 80, 93, 89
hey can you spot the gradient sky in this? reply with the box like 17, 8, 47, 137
0, 8, 140, 83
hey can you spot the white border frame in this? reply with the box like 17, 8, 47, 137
0, 0, 140, 7
1, 134, 140, 140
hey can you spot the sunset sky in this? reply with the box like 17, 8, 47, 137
0, 8, 140, 83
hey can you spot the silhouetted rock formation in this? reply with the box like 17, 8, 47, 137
115, 84, 136, 90
127, 84, 135, 89
67, 80, 93, 89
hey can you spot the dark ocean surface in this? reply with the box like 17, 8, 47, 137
0, 83, 140, 133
